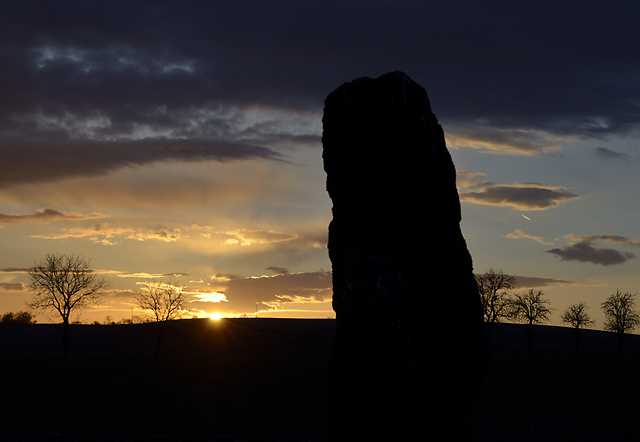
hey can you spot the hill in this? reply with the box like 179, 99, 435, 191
0, 317, 336, 359
1, 319, 640, 441
3, 318, 639, 360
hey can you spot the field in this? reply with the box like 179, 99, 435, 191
1, 319, 639, 441
472, 325, 640, 441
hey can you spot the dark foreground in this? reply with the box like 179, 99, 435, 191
1, 319, 639, 441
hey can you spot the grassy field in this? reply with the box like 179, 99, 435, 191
472, 350, 640, 441
1, 319, 639, 441
0, 319, 333, 440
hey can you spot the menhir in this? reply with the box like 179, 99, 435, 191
323, 71, 487, 441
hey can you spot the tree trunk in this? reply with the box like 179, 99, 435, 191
486, 321, 494, 342
62, 318, 70, 359
154, 322, 166, 357
618, 332, 624, 354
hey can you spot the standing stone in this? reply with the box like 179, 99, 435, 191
323, 72, 487, 441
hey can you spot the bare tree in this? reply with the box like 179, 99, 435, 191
135, 280, 189, 322
561, 302, 595, 352
27, 253, 109, 358
510, 289, 553, 352
602, 290, 640, 353
475, 268, 516, 338
135, 280, 190, 356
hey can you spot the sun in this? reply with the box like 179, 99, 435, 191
208, 313, 223, 321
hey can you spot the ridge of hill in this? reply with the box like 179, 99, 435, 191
1, 318, 639, 359
0, 318, 336, 359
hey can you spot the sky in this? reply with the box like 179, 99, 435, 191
1, 0, 640, 328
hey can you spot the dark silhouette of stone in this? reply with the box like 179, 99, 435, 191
323, 71, 487, 441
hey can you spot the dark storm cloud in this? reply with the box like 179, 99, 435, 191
0, 132, 283, 188
545, 235, 640, 266
2, 0, 640, 185
460, 183, 580, 210
546, 242, 635, 266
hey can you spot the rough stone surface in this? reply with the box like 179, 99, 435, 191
323, 71, 487, 441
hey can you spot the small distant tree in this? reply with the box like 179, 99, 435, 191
0, 311, 36, 326
135, 280, 190, 356
27, 253, 109, 358
132, 315, 150, 324
510, 289, 553, 352
135, 280, 189, 322
475, 268, 516, 338
601, 290, 640, 353
561, 302, 595, 352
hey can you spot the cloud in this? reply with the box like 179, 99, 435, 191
506, 229, 554, 245
100, 270, 190, 279
0, 208, 107, 224
564, 234, 640, 247
0, 282, 26, 291
209, 270, 332, 314
0, 0, 639, 193
545, 234, 640, 266
0, 138, 284, 188
31, 223, 182, 243
129, 228, 182, 243
189, 290, 228, 304
594, 147, 632, 161
456, 171, 494, 192
222, 229, 298, 246
266, 266, 290, 275
446, 126, 567, 155
101, 289, 138, 299
546, 243, 634, 266
0, 152, 326, 218
512, 276, 581, 289
460, 182, 580, 210
31, 223, 133, 240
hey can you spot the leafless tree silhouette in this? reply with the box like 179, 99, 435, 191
27, 253, 109, 358
510, 289, 553, 352
135, 280, 190, 356
135, 280, 189, 322
475, 268, 516, 338
561, 302, 595, 352
602, 290, 640, 353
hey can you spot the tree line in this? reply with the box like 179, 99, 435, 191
0, 310, 36, 326
476, 268, 640, 352
5, 253, 640, 356
3, 253, 192, 358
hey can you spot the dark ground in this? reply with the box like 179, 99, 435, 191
1, 319, 639, 441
